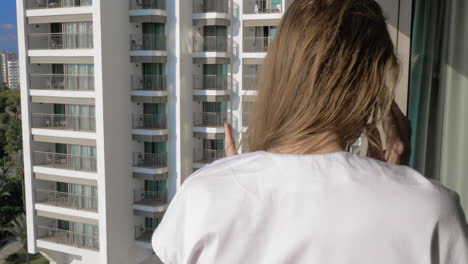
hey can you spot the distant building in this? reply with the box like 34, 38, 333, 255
1, 52, 17, 88
7, 60, 19, 89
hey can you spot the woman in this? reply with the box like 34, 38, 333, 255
152, 0, 468, 263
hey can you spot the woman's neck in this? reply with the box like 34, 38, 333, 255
266, 132, 345, 155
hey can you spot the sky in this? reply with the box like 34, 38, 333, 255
0, 0, 18, 53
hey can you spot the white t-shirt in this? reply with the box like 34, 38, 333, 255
152, 150, 468, 264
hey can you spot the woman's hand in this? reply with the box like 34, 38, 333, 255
368, 101, 412, 165
224, 122, 238, 157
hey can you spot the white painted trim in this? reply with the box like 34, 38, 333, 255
36, 239, 100, 256
193, 51, 229, 58
129, 50, 168, 57
133, 204, 168, 212
31, 128, 97, 140
26, 7, 93, 17
35, 203, 100, 220
132, 129, 169, 136
129, 90, 168, 97
28, 49, 95, 57
132, 167, 169, 175
193, 126, 225, 133
33, 166, 98, 181
30, 89, 96, 98
193, 89, 231, 96
129, 9, 167, 17
192, 13, 230, 20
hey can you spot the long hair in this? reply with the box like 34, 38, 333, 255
239, 0, 400, 153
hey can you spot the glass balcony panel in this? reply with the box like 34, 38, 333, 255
35, 189, 98, 211
27, 0, 93, 9
193, 35, 228, 53
243, 0, 282, 14
29, 32, 93, 50
36, 225, 99, 250
193, 112, 229, 127
29, 74, 94, 91
131, 75, 167, 91
33, 151, 97, 172
193, 0, 229, 13
132, 114, 166, 129
130, 34, 166, 51
31, 113, 96, 131
132, 152, 167, 168
193, 75, 229, 90
243, 36, 274, 53
130, 0, 166, 10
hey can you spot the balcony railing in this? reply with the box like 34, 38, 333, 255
193, 0, 229, 13
130, 0, 165, 10
35, 189, 98, 211
132, 114, 166, 129
242, 112, 252, 127
33, 151, 97, 171
134, 190, 167, 204
131, 75, 167, 91
27, 0, 92, 9
243, 36, 274, 53
133, 152, 167, 168
29, 32, 93, 50
193, 75, 229, 90
243, 0, 282, 14
134, 225, 156, 242
193, 112, 228, 127
130, 34, 166, 51
243, 75, 258, 90
32, 113, 96, 131
29, 74, 94, 91
194, 148, 225, 164
193, 35, 228, 53
36, 225, 99, 250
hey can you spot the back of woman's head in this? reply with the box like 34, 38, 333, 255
243, 0, 400, 152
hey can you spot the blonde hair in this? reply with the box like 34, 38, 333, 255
239, 0, 400, 153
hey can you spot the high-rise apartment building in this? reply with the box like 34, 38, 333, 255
16, 0, 292, 263
1, 51, 17, 86
7, 59, 19, 89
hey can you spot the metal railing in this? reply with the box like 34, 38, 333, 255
133, 152, 167, 168
130, 34, 166, 51
193, 112, 228, 127
35, 189, 98, 211
243, 36, 274, 53
131, 75, 167, 91
193, 75, 229, 90
134, 190, 167, 204
33, 151, 97, 171
36, 225, 99, 250
27, 0, 92, 9
193, 0, 229, 13
31, 113, 95, 131
134, 225, 156, 242
243, 0, 282, 14
194, 148, 225, 163
29, 74, 94, 91
29, 32, 93, 50
193, 35, 228, 53
242, 74, 258, 90
130, 0, 165, 10
132, 114, 166, 129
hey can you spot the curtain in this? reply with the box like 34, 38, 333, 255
409, 0, 468, 217
142, 23, 165, 50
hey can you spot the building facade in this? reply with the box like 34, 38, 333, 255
1, 51, 17, 87
7, 59, 19, 89
16, 0, 292, 263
